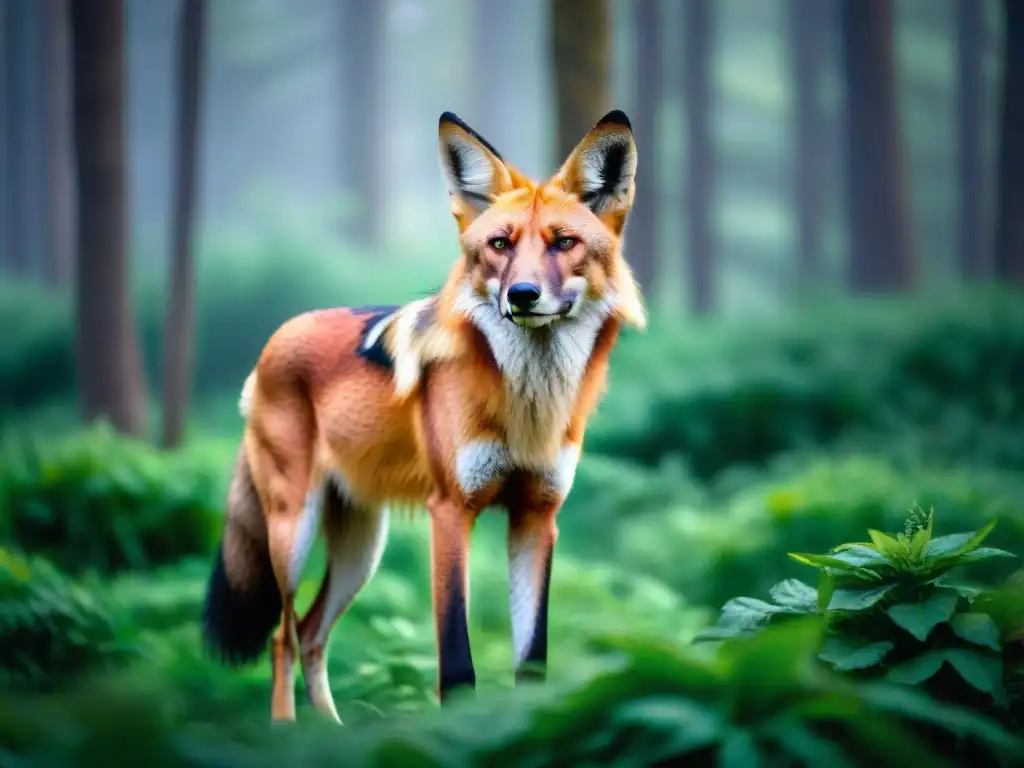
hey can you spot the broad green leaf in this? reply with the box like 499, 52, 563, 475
694, 597, 787, 641
924, 519, 998, 560
944, 649, 1004, 701
945, 547, 1017, 566
765, 719, 855, 768
827, 584, 897, 612
887, 652, 946, 685
614, 696, 723, 753
717, 728, 764, 768
868, 529, 907, 562
886, 590, 959, 642
828, 545, 893, 568
769, 579, 818, 613
722, 617, 824, 691
818, 637, 894, 671
948, 613, 1002, 651
789, 552, 871, 572
817, 571, 835, 613
909, 518, 933, 560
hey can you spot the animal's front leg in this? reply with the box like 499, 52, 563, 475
427, 492, 476, 703
507, 503, 559, 683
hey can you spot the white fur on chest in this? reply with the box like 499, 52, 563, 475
454, 282, 611, 465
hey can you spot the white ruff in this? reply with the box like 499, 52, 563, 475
453, 281, 614, 466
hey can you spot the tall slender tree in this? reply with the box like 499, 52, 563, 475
340, 0, 385, 251
162, 0, 207, 449
994, 0, 1024, 283
549, 0, 611, 164
956, 0, 985, 279
788, 0, 828, 287
69, 0, 147, 435
682, 0, 714, 314
838, 0, 915, 291
627, 0, 661, 295
42, 0, 75, 289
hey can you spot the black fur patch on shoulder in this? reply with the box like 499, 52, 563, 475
355, 305, 400, 370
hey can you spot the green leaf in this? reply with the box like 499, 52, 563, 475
887, 652, 946, 685
924, 519, 998, 560
868, 529, 907, 562
768, 579, 818, 613
717, 728, 764, 768
947, 547, 1017, 566
693, 597, 788, 641
614, 696, 723, 753
789, 552, 870, 572
944, 649, 1004, 701
827, 584, 897, 612
818, 637, 894, 671
765, 719, 855, 768
948, 613, 1002, 651
828, 544, 893, 568
886, 590, 959, 642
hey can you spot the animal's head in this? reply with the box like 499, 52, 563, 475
438, 110, 646, 331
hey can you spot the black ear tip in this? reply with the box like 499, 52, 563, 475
439, 111, 461, 128
597, 110, 632, 131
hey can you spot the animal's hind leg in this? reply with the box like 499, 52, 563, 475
298, 481, 388, 723
250, 434, 322, 723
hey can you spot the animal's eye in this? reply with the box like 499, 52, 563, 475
553, 236, 577, 252
490, 236, 510, 251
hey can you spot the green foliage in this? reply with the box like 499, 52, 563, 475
697, 509, 1022, 739
0, 548, 131, 692
616, 454, 1024, 610
0, 423, 223, 575
590, 288, 1024, 477
1, 620, 1019, 767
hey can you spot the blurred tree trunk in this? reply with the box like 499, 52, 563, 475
994, 0, 1024, 283
788, 0, 827, 288
42, 0, 75, 289
340, 0, 385, 251
473, 0, 515, 155
549, 0, 611, 164
161, 0, 206, 450
956, 0, 985, 280
838, 0, 915, 292
682, 0, 714, 315
69, 0, 147, 435
627, 0, 661, 295
3, 0, 45, 279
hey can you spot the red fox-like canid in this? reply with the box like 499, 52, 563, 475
201, 109, 647, 722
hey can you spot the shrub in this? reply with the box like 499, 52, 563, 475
616, 454, 1024, 609
696, 509, 1023, 752
0, 548, 131, 692
588, 287, 1024, 477
0, 423, 224, 575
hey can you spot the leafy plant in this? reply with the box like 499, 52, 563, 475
0, 423, 223, 574
0, 548, 134, 692
697, 509, 1020, 736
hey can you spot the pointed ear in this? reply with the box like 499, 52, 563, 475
552, 110, 637, 235
438, 112, 514, 225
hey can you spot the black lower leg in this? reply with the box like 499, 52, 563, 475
437, 564, 476, 703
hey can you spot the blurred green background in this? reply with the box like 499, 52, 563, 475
2, 0, 1024, 765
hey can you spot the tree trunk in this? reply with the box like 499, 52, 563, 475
839, 0, 915, 292
549, 0, 611, 164
340, 0, 385, 251
626, 0, 661, 296
473, 0, 516, 156
994, 0, 1024, 283
956, 0, 985, 280
69, 0, 147, 435
683, 0, 714, 315
788, 0, 827, 289
161, 0, 206, 449
42, 0, 75, 290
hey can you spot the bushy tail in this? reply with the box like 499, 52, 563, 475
201, 443, 282, 665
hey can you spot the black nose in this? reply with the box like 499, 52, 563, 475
506, 282, 542, 311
